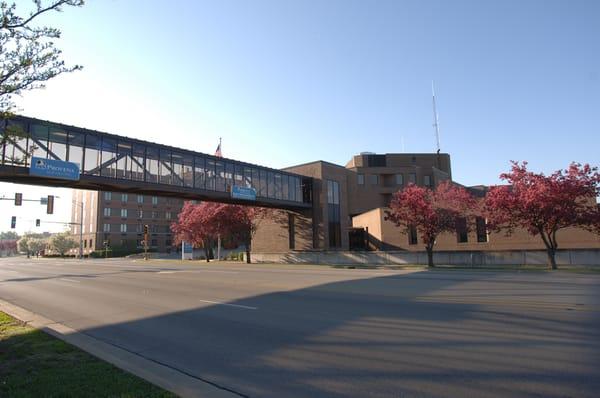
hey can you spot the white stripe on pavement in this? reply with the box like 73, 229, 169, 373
198, 300, 257, 310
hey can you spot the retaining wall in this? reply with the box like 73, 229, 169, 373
251, 249, 600, 266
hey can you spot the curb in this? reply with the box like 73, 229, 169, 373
0, 299, 240, 398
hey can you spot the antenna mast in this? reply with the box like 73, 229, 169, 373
432, 81, 441, 154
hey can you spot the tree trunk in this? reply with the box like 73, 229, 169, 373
426, 246, 434, 268
546, 248, 557, 270
204, 246, 210, 263
245, 241, 251, 264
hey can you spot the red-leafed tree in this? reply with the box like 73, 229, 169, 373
171, 201, 267, 263
171, 201, 222, 262
385, 181, 477, 267
485, 162, 600, 270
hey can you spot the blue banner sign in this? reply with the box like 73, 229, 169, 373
29, 157, 80, 181
183, 242, 193, 253
231, 185, 257, 201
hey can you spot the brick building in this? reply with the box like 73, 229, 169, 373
70, 190, 183, 254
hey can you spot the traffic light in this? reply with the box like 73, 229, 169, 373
36, 219, 40, 227
143, 224, 149, 235
10, 216, 16, 229
46, 195, 54, 214
14, 193, 22, 206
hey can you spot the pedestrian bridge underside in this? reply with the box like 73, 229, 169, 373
0, 116, 312, 210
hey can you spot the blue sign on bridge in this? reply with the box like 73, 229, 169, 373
231, 185, 257, 201
29, 157, 80, 181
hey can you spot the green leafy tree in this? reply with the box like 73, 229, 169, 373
49, 231, 77, 256
28, 237, 47, 256
1, 0, 84, 114
0, 231, 19, 240
17, 235, 30, 253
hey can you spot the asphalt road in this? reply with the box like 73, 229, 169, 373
1, 257, 599, 398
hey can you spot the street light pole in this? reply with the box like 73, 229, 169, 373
79, 201, 83, 259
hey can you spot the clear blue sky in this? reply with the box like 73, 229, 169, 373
1, 0, 599, 233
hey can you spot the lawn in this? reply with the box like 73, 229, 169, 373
0, 311, 177, 398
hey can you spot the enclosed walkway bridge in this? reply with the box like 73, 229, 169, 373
0, 116, 312, 210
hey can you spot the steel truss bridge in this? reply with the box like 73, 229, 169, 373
0, 115, 312, 210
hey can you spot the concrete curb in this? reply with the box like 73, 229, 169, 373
0, 299, 240, 398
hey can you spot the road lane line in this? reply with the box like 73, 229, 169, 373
59, 278, 80, 283
157, 271, 177, 274
198, 300, 257, 310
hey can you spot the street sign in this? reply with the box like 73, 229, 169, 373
231, 185, 257, 201
182, 241, 193, 260
29, 156, 80, 181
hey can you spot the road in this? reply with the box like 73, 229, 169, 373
1, 257, 599, 398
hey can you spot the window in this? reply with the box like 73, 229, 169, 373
120, 224, 127, 233
89, 239, 93, 248
120, 209, 128, 218
408, 225, 418, 245
151, 239, 157, 247
357, 174, 364, 185
456, 218, 468, 243
369, 174, 379, 185
476, 217, 488, 243
395, 174, 404, 185
121, 193, 128, 203
84, 240, 87, 248
152, 196, 158, 205
423, 175, 432, 187
327, 180, 341, 248
165, 211, 172, 220
103, 192, 112, 201
103, 223, 110, 232
138, 209, 143, 219
137, 195, 144, 204
408, 173, 416, 184
103, 207, 111, 217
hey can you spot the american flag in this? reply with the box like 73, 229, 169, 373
215, 138, 222, 157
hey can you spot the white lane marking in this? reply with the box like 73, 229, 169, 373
157, 271, 177, 274
59, 278, 80, 283
185, 270, 239, 274
198, 300, 257, 310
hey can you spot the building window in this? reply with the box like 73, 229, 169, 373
408, 225, 418, 245
120, 208, 128, 218
152, 196, 158, 205
84, 240, 87, 248
138, 209, 143, 219
476, 217, 488, 243
165, 211, 172, 220
408, 173, 416, 185
327, 180, 341, 248
166, 239, 172, 247
456, 217, 468, 243
395, 174, 404, 185
121, 193, 128, 203
103, 207, 111, 217
103, 223, 110, 232
103, 192, 112, 201
120, 224, 127, 233
137, 195, 144, 204
369, 174, 379, 185
423, 175, 432, 187
89, 239, 93, 248
357, 174, 364, 185
151, 239, 157, 247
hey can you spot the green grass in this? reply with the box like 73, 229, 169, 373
0, 312, 177, 398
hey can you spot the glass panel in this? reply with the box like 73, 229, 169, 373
205, 158, 215, 190
225, 162, 234, 192
67, 131, 84, 168
145, 146, 159, 183
171, 151, 184, 187
84, 134, 101, 175
194, 156, 205, 189
244, 167, 253, 188
182, 154, 194, 188
288, 176, 296, 202
282, 174, 289, 200
274, 174, 282, 199
267, 172, 275, 198
100, 137, 117, 177
3, 120, 28, 165
159, 149, 171, 185
251, 168, 260, 192
234, 164, 243, 188
116, 141, 132, 179
296, 177, 303, 203
29, 123, 48, 160
132, 144, 145, 181
259, 170, 267, 197
48, 127, 68, 161
215, 161, 225, 191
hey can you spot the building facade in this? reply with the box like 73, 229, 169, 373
252, 152, 600, 254
71, 190, 183, 254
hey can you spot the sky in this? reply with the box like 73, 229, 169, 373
1, 0, 599, 234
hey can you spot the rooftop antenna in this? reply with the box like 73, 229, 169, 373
431, 80, 441, 154
432, 81, 442, 171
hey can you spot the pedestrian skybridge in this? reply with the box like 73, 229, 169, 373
0, 115, 312, 210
